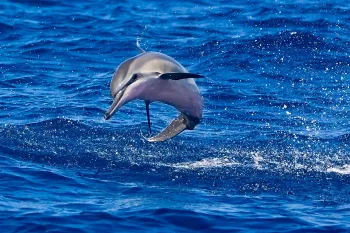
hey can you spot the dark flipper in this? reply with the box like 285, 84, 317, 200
145, 101, 152, 134
159, 73, 204, 80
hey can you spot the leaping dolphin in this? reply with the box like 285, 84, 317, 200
104, 42, 204, 142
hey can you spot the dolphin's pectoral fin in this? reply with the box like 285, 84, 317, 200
159, 73, 204, 80
145, 101, 152, 134
146, 114, 200, 142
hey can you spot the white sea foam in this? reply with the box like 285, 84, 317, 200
162, 148, 350, 176
169, 156, 239, 169
327, 165, 350, 175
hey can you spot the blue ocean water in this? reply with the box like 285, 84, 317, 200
1, 0, 350, 232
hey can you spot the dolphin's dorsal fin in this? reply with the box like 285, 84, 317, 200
136, 40, 146, 54
159, 73, 204, 80
147, 114, 188, 142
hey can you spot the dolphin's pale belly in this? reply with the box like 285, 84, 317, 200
137, 78, 203, 119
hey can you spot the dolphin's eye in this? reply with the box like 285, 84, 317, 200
122, 74, 139, 90
131, 74, 139, 80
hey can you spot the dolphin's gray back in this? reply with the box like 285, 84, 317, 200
127, 52, 187, 76
111, 52, 187, 97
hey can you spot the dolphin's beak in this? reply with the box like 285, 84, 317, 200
105, 74, 140, 120
104, 89, 125, 120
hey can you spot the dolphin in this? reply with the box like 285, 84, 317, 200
104, 42, 204, 142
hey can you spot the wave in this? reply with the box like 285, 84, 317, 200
246, 18, 349, 30
2, 205, 349, 233
8, 0, 65, 7
1, 118, 349, 170
0, 21, 15, 33
246, 31, 341, 51
190, 30, 347, 76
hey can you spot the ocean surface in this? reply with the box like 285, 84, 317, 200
1, 0, 350, 232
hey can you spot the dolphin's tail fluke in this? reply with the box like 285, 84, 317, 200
147, 114, 188, 142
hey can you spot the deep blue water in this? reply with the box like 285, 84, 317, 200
1, 0, 350, 232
